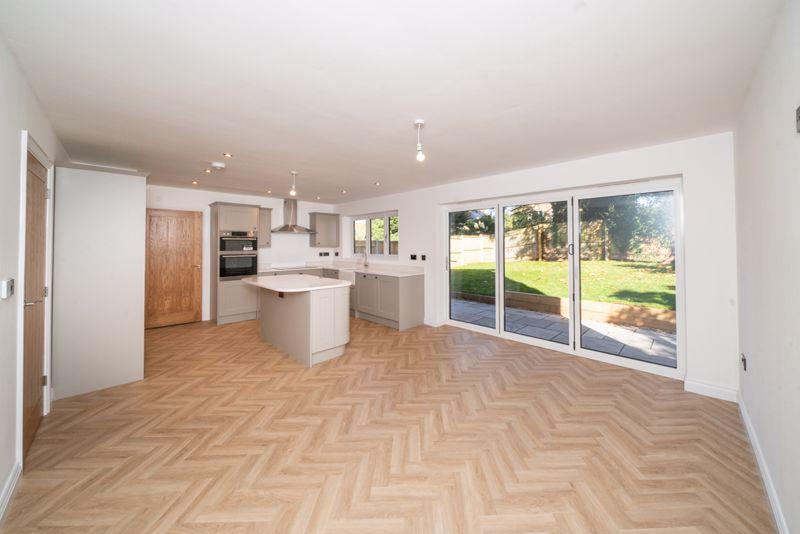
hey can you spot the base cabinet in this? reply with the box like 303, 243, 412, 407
355, 274, 423, 330
217, 279, 259, 324
356, 274, 379, 315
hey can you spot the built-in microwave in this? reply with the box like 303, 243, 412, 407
220, 236, 258, 252
219, 254, 258, 279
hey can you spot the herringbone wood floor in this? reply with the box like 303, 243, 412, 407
2, 319, 774, 533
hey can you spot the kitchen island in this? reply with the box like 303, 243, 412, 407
243, 274, 352, 367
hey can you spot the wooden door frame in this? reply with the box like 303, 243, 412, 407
15, 131, 55, 472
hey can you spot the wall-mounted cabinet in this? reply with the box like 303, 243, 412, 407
258, 208, 272, 248
309, 212, 340, 248
218, 203, 259, 234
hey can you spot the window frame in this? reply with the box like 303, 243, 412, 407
352, 210, 398, 257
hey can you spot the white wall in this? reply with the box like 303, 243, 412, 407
0, 36, 66, 516
734, 0, 799, 531
52, 168, 146, 400
336, 132, 740, 400
146, 185, 339, 320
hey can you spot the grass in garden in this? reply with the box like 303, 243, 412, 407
450, 260, 675, 310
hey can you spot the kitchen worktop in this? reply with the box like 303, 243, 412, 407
259, 261, 424, 278
243, 274, 352, 292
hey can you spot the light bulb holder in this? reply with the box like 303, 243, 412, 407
414, 119, 426, 162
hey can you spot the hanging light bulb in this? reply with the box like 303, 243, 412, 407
289, 171, 298, 197
414, 119, 426, 162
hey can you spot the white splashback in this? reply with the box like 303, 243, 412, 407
146, 185, 339, 320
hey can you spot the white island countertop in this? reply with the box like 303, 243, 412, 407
243, 274, 352, 293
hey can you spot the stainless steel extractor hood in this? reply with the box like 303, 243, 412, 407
271, 198, 316, 234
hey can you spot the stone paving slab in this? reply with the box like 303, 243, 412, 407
450, 298, 677, 367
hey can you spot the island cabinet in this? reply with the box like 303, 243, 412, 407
355, 273, 423, 330
309, 213, 340, 248
244, 274, 352, 367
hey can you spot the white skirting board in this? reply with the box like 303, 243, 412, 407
683, 378, 738, 402
739, 396, 789, 534
0, 461, 21, 521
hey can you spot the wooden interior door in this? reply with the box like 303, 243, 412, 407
145, 209, 202, 328
23, 151, 48, 459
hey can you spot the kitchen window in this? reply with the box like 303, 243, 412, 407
353, 211, 398, 256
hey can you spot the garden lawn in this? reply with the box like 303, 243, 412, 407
450, 260, 675, 310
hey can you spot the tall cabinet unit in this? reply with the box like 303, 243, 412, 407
210, 202, 264, 325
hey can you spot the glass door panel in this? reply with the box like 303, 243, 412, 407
503, 201, 570, 344
577, 191, 677, 368
449, 208, 497, 329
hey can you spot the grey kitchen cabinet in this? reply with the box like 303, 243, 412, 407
377, 275, 399, 321
355, 273, 423, 330
210, 202, 262, 325
217, 203, 259, 233
258, 208, 272, 248
309, 212, 340, 248
322, 269, 339, 279
217, 278, 259, 324
355, 273, 379, 316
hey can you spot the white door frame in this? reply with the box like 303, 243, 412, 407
16, 131, 55, 470
442, 176, 685, 382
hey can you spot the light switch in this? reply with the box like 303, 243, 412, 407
0, 278, 14, 299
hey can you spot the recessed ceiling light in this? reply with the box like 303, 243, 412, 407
204, 169, 211, 174
222, 152, 232, 158
374, 181, 381, 186
341, 189, 347, 194
316, 195, 321, 200
266, 190, 272, 194
192, 180, 198, 185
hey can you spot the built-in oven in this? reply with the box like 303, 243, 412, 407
220, 231, 257, 252
219, 254, 258, 279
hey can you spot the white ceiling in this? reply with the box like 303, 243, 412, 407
0, 0, 783, 202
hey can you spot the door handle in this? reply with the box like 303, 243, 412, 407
24, 299, 42, 307
192, 264, 201, 268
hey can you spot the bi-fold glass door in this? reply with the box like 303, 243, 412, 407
500, 199, 573, 347
447, 181, 681, 373
574, 188, 678, 368
448, 207, 498, 329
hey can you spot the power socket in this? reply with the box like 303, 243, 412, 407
0, 278, 14, 299
410, 254, 417, 260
